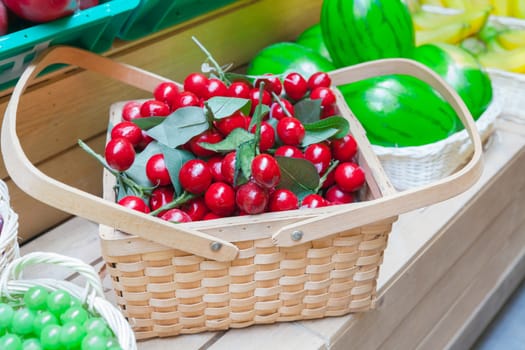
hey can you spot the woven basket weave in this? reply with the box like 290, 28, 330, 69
0, 179, 19, 271
1, 47, 485, 340
0, 252, 137, 349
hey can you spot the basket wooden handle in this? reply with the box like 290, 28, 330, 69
272, 58, 485, 246
1, 46, 239, 262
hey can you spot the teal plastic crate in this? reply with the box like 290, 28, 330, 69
118, 0, 238, 41
0, 0, 140, 90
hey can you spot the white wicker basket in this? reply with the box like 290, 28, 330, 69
0, 252, 137, 350
372, 86, 503, 191
0, 179, 19, 270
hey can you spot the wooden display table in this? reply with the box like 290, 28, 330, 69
19, 119, 525, 349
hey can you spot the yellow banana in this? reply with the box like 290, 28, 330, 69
491, 0, 511, 16
471, 0, 492, 10
497, 28, 525, 49
510, 0, 525, 17
413, 7, 490, 30
403, 0, 421, 13
478, 46, 525, 72
416, 22, 470, 45
442, 0, 469, 9
415, 7, 490, 45
420, 0, 444, 6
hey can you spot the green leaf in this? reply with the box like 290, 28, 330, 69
276, 156, 320, 198
301, 128, 339, 147
294, 98, 322, 124
200, 128, 255, 152
132, 117, 166, 130
206, 96, 251, 119
236, 141, 256, 186
124, 141, 164, 187
163, 147, 195, 195
249, 104, 270, 130
305, 116, 350, 139
146, 107, 208, 148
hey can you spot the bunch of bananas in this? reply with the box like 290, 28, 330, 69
411, 1, 525, 73
421, 0, 525, 17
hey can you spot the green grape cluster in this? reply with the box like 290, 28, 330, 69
0, 286, 122, 350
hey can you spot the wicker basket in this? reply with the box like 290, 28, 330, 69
371, 86, 503, 191
0, 251, 137, 349
0, 179, 19, 271
1, 47, 485, 340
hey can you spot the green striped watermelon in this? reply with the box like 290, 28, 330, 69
320, 0, 415, 67
339, 75, 458, 147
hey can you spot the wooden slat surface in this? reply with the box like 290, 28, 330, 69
17, 119, 525, 349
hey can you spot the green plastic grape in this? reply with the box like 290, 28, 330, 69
105, 337, 122, 350
46, 291, 72, 317
60, 306, 89, 326
80, 334, 107, 350
24, 287, 49, 311
83, 318, 111, 337
0, 303, 15, 329
40, 324, 62, 350
59, 322, 86, 349
33, 311, 58, 336
11, 307, 35, 336
22, 338, 43, 350
68, 297, 82, 309
0, 333, 23, 350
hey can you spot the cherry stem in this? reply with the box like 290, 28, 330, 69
149, 191, 196, 217
78, 140, 149, 197
192, 36, 230, 84
271, 92, 293, 118
316, 160, 340, 193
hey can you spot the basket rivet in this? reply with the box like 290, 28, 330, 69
210, 241, 223, 251
291, 230, 303, 241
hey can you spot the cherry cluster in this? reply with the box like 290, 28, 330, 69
99, 70, 366, 223
0, 286, 121, 349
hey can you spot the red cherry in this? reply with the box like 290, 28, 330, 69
189, 130, 224, 158
334, 162, 366, 192
250, 121, 275, 152
140, 99, 171, 117
276, 117, 305, 146
205, 78, 229, 99
215, 112, 248, 136
274, 145, 304, 159
154, 82, 180, 109
110, 121, 143, 147
304, 143, 332, 174
251, 154, 281, 189
146, 154, 172, 186
307, 72, 332, 90
121, 101, 142, 121
184, 73, 209, 98
221, 152, 237, 185
325, 185, 354, 204
235, 181, 268, 215
321, 105, 337, 119
118, 195, 150, 213
207, 156, 226, 182
300, 194, 329, 208
179, 159, 212, 194
283, 72, 308, 100
331, 134, 358, 162
160, 209, 192, 223
228, 81, 252, 98
270, 99, 294, 120
310, 87, 336, 107
174, 91, 200, 109
204, 182, 236, 216
255, 74, 283, 95
149, 186, 175, 213
104, 138, 135, 172
268, 189, 298, 212
181, 197, 209, 221
203, 212, 222, 220
249, 88, 272, 115
137, 130, 154, 151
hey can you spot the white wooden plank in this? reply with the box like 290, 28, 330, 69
380, 190, 525, 349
